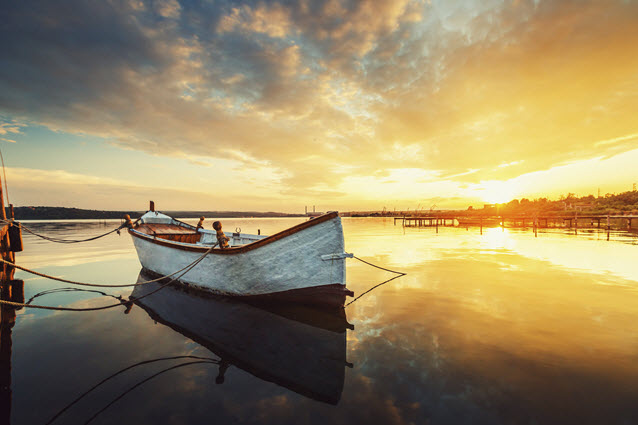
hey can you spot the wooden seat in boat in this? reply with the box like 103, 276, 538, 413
136, 223, 202, 244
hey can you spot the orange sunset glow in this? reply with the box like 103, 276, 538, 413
1, 0, 637, 211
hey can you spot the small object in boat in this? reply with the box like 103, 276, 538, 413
196, 216, 205, 230
123, 214, 134, 228
213, 220, 229, 248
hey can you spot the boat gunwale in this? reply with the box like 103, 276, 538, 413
128, 211, 340, 255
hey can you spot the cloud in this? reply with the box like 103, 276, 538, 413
1, 0, 637, 207
5, 166, 291, 210
0, 121, 25, 136
155, 0, 181, 19
217, 3, 293, 38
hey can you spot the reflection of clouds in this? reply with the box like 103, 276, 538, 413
348, 277, 638, 424
8, 217, 638, 424
498, 229, 638, 284
341, 218, 638, 423
361, 219, 638, 285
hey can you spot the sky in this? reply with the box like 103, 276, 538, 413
1, 0, 637, 212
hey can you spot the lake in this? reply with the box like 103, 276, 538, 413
2, 217, 638, 425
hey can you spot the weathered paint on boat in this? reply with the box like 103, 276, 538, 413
128, 211, 352, 306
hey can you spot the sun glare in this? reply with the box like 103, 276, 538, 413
475, 180, 519, 204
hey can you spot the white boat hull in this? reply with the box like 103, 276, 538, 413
129, 212, 351, 306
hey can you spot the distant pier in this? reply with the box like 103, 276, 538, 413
394, 214, 638, 230
395, 216, 456, 227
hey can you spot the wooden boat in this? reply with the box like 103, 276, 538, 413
131, 274, 351, 404
127, 206, 353, 308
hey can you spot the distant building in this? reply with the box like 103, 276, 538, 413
573, 202, 596, 212
305, 205, 323, 217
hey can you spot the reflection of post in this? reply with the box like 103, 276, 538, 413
1, 281, 15, 425
215, 360, 231, 385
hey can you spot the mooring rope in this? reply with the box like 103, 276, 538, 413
0, 148, 9, 208
16, 222, 124, 244
353, 255, 406, 276
0, 243, 218, 288
0, 244, 216, 311
344, 256, 407, 307
345, 274, 404, 307
46, 355, 220, 425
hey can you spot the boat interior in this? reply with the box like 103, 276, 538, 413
134, 222, 267, 247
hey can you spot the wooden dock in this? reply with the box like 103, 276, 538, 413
395, 216, 456, 227
394, 214, 638, 230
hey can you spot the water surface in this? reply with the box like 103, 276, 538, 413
3, 218, 638, 425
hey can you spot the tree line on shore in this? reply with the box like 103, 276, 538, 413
8, 206, 303, 220
466, 190, 638, 216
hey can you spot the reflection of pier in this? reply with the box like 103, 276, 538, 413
1, 272, 23, 425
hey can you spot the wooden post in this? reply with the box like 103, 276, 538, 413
607, 214, 610, 241
149, 200, 155, 212
435, 216, 438, 233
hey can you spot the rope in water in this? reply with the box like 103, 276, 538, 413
0, 244, 216, 311
45, 355, 220, 425
345, 274, 404, 307
25, 287, 125, 305
0, 243, 217, 288
83, 360, 219, 425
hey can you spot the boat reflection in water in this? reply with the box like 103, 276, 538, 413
131, 271, 353, 405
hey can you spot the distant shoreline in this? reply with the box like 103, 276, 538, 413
9, 206, 305, 220
8, 189, 638, 220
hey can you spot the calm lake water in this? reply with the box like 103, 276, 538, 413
2, 217, 638, 425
